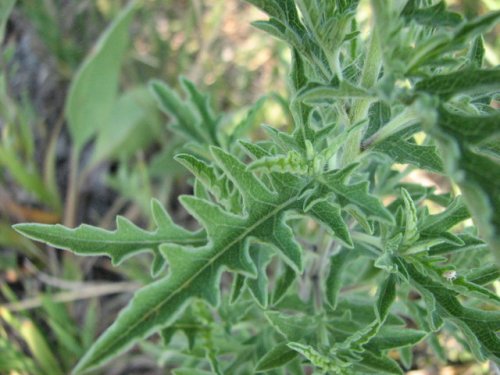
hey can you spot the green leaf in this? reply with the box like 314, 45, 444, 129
406, 11, 500, 72
289, 49, 315, 142
175, 153, 239, 211
399, 346, 413, 370
429, 233, 487, 256
336, 319, 382, 353
436, 107, 500, 144
415, 68, 500, 100
422, 104, 500, 261
150, 79, 200, 141
401, 188, 419, 247
325, 248, 351, 309
451, 277, 500, 305
375, 273, 397, 322
180, 77, 221, 146
401, 258, 500, 361
262, 125, 301, 153
14, 199, 204, 276
356, 350, 403, 375
65, 1, 136, 151
229, 96, 268, 145
248, 150, 308, 175
287, 342, 346, 373
420, 196, 470, 236
245, 0, 290, 20
468, 36, 485, 68
150, 78, 221, 147
70, 148, 311, 373
364, 101, 391, 144
401, 1, 462, 27
372, 135, 444, 173
246, 243, 274, 308
252, 19, 287, 43
330, 298, 405, 327
320, 164, 393, 223
272, 264, 296, 305
453, 10, 500, 46
160, 305, 201, 349
366, 326, 426, 350
265, 311, 318, 342
298, 81, 374, 104
466, 264, 500, 286
91, 87, 161, 164
255, 342, 298, 372
306, 200, 353, 247
289, 47, 308, 93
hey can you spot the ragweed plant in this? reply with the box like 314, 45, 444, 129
14, 0, 500, 373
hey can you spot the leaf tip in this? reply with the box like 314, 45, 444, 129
12, 223, 48, 241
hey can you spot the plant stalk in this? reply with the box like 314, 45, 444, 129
341, 30, 382, 167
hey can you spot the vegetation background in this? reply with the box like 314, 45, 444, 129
0, 0, 498, 374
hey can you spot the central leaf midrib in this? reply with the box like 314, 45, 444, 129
43, 232, 206, 247
84, 193, 300, 368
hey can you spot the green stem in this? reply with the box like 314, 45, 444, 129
341, 31, 382, 167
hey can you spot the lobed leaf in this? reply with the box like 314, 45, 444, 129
320, 164, 393, 223
246, 243, 274, 308
14, 200, 204, 276
372, 135, 444, 173
175, 153, 239, 211
422, 103, 500, 261
70, 148, 313, 373
150, 78, 221, 147
415, 68, 500, 100
401, 0, 462, 28
401, 258, 500, 361
305, 199, 353, 247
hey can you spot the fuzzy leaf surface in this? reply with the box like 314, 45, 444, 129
423, 104, 500, 261
70, 148, 311, 373
320, 164, 393, 223
415, 68, 500, 99
14, 200, 204, 275
401, 258, 500, 361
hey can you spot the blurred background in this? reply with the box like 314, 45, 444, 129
0, 0, 498, 374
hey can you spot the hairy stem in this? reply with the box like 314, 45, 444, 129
341, 31, 382, 167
